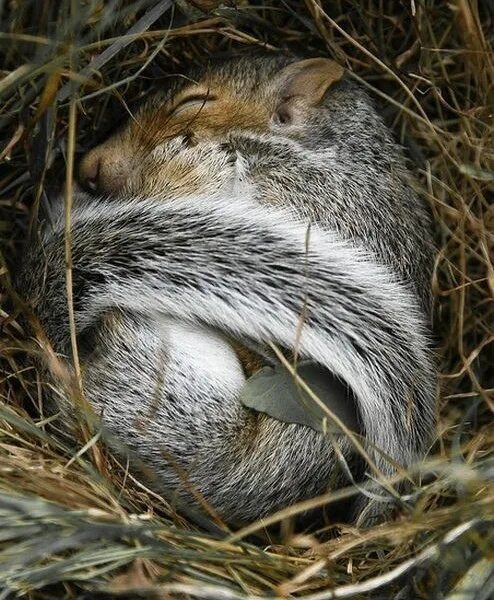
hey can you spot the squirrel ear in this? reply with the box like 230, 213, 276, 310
273, 58, 344, 125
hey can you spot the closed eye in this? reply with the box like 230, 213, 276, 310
170, 94, 217, 118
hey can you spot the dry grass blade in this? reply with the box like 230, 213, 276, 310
0, 0, 493, 598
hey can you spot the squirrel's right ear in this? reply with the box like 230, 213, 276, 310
273, 58, 344, 126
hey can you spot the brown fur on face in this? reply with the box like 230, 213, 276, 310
140, 82, 272, 142
78, 55, 344, 198
79, 72, 276, 197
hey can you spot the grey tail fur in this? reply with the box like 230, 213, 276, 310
19, 192, 436, 516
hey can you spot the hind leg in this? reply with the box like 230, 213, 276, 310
82, 309, 346, 523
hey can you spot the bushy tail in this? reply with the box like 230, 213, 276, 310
20, 193, 436, 481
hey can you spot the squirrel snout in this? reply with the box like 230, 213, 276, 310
79, 147, 130, 195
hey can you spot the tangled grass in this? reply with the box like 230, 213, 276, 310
0, 1, 493, 597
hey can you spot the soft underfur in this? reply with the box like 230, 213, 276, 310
18, 54, 436, 523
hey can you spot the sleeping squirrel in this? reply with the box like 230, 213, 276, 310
18, 55, 436, 524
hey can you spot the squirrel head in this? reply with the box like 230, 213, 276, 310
78, 55, 346, 198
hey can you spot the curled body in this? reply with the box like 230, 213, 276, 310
20, 194, 435, 522
19, 54, 437, 523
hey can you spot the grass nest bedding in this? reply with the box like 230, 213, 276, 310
0, 1, 493, 598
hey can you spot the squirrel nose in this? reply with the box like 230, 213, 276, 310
80, 153, 101, 193
79, 148, 130, 195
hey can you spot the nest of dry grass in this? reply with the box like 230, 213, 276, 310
0, 1, 493, 598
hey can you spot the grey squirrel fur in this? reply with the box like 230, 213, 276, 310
18, 54, 436, 524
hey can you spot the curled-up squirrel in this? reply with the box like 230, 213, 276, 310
19, 55, 436, 523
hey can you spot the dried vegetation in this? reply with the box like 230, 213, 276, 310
0, 1, 493, 598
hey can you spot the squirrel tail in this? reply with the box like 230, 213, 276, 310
21, 194, 436, 514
